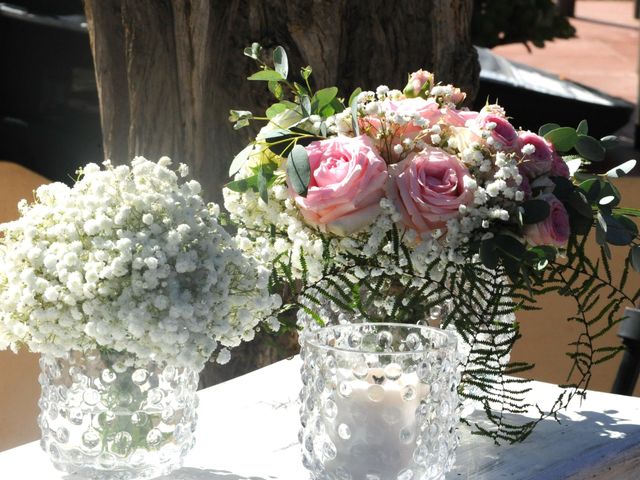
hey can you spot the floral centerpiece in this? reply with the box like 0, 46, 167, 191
0, 157, 279, 478
224, 44, 639, 444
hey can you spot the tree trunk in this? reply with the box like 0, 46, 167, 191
83, 0, 479, 385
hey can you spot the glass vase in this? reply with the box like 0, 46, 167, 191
38, 349, 199, 479
299, 323, 461, 480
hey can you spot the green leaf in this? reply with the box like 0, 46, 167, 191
226, 174, 258, 193
480, 238, 498, 269
605, 159, 637, 178
575, 135, 606, 162
350, 95, 360, 136
631, 245, 640, 272
286, 145, 311, 196
248, 70, 284, 82
543, 127, 578, 152
258, 167, 269, 204
313, 87, 339, 111
301, 66, 312, 80
273, 46, 288, 79
576, 119, 588, 136
600, 181, 621, 208
265, 102, 288, 119
268, 80, 284, 100
522, 199, 551, 224
538, 123, 560, 136
243, 42, 262, 59
228, 143, 254, 176
263, 127, 320, 157
348, 88, 362, 111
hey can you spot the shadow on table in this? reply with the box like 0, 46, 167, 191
61, 467, 275, 480
448, 408, 640, 479
157, 467, 276, 480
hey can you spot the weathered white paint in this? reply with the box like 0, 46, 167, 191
1, 356, 639, 479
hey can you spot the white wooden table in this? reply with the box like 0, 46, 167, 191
1, 356, 639, 479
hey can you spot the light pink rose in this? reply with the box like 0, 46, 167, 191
403, 69, 434, 98
443, 108, 478, 127
550, 152, 570, 178
474, 113, 518, 152
523, 193, 570, 247
361, 97, 442, 161
387, 146, 473, 233
517, 131, 554, 178
288, 135, 388, 236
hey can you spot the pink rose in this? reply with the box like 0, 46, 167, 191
550, 152, 570, 178
402, 69, 434, 98
517, 131, 554, 178
474, 113, 518, 152
523, 193, 570, 247
519, 174, 532, 200
361, 97, 442, 161
443, 108, 478, 127
288, 135, 388, 236
387, 146, 473, 233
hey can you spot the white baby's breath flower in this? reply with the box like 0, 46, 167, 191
0, 157, 278, 371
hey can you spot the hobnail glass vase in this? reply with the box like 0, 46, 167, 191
38, 349, 199, 479
299, 323, 461, 480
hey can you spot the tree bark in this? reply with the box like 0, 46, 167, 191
83, 0, 479, 385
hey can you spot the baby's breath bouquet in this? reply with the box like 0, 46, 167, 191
225, 44, 639, 443
0, 157, 279, 477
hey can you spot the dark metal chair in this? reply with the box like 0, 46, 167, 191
612, 307, 640, 396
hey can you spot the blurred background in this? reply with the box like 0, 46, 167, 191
0, 0, 639, 452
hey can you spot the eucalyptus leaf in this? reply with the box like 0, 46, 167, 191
538, 123, 560, 137
228, 143, 254, 176
350, 95, 360, 136
243, 42, 262, 59
575, 135, 606, 162
273, 46, 288, 79
480, 238, 498, 269
300, 95, 312, 117
543, 127, 578, 152
286, 145, 311, 196
522, 199, 550, 224
248, 70, 284, 82
576, 119, 588, 136
600, 135, 618, 149
603, 214, 634, 246
565, 158, 582, 177
567, 190, 592, 218
348, 88, 362, 111
599, 196, 615, 206
605, 159, 637, 178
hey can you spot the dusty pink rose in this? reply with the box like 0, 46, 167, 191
361, 97, 442, 161
387, 146, 473, 233
475, 113, 518, 152
550, 152, 570, 178
403, 69, 434, 98
517, 131, 554, 178
523, 193, 570, 247
288, 135, 388, 236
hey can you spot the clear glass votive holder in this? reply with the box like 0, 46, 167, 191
299, 323, 461, 480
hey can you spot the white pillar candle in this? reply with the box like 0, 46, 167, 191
322, 365, 428, 480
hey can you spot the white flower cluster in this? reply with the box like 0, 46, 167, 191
0, 157, 280, 371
